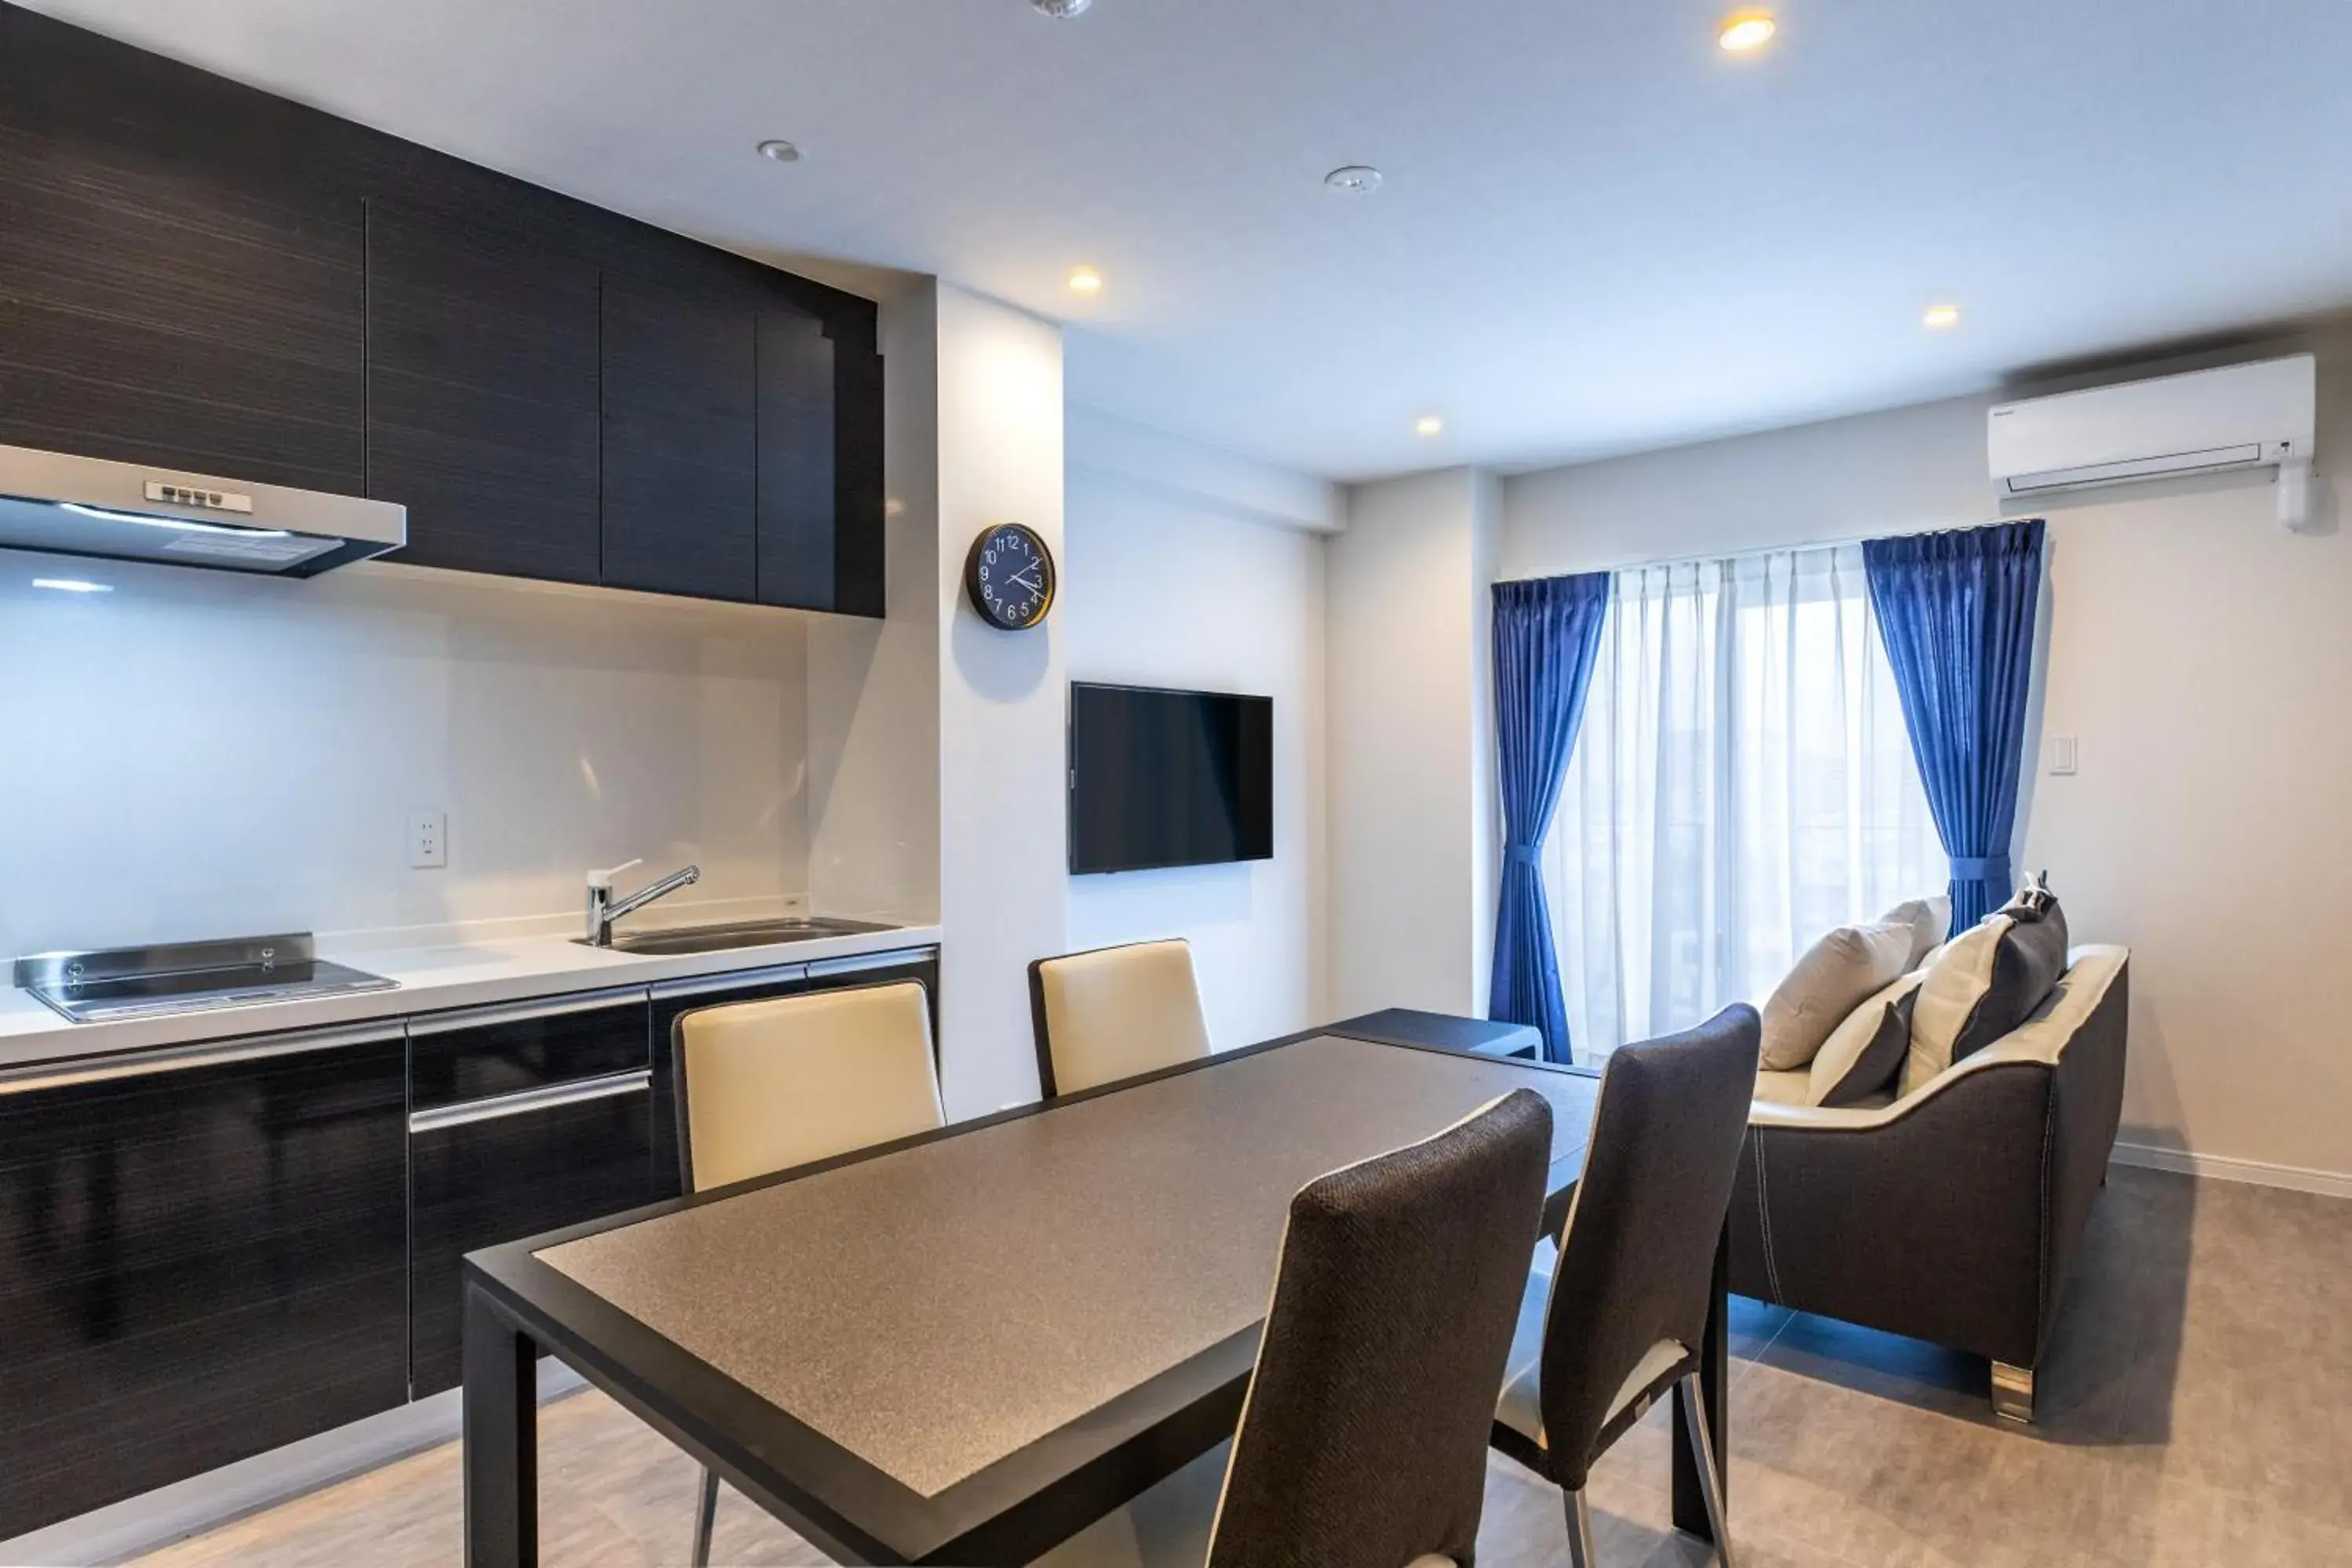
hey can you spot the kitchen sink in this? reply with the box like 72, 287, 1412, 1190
576, 916, 899, 957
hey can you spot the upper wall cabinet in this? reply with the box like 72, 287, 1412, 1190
365, 210, 602, 583
600, 274, 760, 601
0, 2, 887, 618
0, 125, 366, 495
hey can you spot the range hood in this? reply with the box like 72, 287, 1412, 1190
0, 443, 405, 578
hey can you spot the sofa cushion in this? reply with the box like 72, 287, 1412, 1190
1903, 898, 2071, 1095
1877, 895, 1954, 971
1752, 1068, 1813, 1106
1760, 920, 1915, 1071
1808, 973, 1922, 1107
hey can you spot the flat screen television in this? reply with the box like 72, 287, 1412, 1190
1069, 683, 1273, 873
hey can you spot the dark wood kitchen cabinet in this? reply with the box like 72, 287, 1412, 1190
364, 209, 602, 583
0, 1024, 408, 1539
598, 274, 760, 601
406, 991, 658, 1396
0, 124, 366, 495
0, 2, 887, 616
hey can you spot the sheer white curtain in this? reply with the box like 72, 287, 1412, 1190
1545, 543, 1946, 1060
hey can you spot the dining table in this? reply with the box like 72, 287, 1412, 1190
461, 1020, 1732, 1566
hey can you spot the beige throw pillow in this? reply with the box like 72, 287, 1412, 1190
1878, 895, 1955, 971
1760, 920, 1915, 1072
1903, 915, 2013, 1095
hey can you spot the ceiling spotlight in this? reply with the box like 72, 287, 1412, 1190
1718, 9, 1777, 52
1324, 165, 1384, 195
1414, 415, 1445, 437
1067, 266, 1104, 295
32, 577, 113, 593
1030, 0, 1093, 16
1922, 303, 1962, 330
756, 139, 801, 163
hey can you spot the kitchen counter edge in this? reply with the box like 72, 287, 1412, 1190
0, 924, 945, 1071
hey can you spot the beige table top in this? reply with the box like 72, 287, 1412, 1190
540, 1033, 1595, 1498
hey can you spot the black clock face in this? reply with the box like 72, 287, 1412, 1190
964, 523, 1056, 630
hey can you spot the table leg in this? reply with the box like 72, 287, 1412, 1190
1671, 1218, 1730, 1544
464, 1284, 539, 1568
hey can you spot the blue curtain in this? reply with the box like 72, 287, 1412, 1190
1489, 572, 1611, 1064
1863, 521, 2045, 931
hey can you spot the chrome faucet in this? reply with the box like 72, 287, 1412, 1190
584, 858, 701, 947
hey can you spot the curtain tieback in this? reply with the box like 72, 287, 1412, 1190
1505, 844, 1544, 869
1951, 854, 2012, 886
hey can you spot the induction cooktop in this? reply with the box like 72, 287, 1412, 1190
13, 933, 397, 1024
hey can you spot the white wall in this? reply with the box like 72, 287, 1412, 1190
0, 558, 814, 956
1063, 411, 1331, 1050
930, 284, 1069, 1120
1503, 329, 2352, 1189
1326, 466, 1500, 1020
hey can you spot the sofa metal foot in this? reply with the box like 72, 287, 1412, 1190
1991, 1361, 2035, 1424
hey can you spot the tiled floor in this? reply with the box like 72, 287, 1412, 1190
135, 1167, 2351, 1567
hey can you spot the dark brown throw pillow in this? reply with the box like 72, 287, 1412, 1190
1814, 987, 1919, 1107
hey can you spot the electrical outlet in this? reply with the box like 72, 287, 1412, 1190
408, 811, 447, 869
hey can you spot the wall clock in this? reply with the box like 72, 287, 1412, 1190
964, 522, 1056, 630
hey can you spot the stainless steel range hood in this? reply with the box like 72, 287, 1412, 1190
0, 443, 405, 577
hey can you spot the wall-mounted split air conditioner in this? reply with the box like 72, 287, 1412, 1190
1987, 354, 2318, 530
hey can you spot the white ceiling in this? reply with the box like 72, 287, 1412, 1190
24, 0, 2352, 481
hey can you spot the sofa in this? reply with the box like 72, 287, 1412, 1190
1728, 942, 2130, 1422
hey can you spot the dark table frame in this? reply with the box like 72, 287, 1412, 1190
461, 1028, 1727, 1565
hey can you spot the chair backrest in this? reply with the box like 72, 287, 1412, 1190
673, 981, 944, 1192
1027, 938, 1212, 1097
1538, 1005, 1759, 1485
1205, 1088, 1555, 1568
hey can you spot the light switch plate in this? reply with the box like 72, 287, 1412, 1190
409, 811, 448, 869
2049, 736, 2079, 776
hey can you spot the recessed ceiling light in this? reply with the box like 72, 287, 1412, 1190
1324, 165, 1384, 195
1415, 415, 1445, 437
756, 139, 801, 164
1067, 266, 1104, 295
1030, 0, 1093, 16
1922, 303, 1962, 330
32, 577, 112, 593
1718, 9, 1777, 52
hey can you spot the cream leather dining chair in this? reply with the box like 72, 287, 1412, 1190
672, 980, 944, 1565
1028, 939, 1212, 1097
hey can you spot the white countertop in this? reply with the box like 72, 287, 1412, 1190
0, 922, 942, 1071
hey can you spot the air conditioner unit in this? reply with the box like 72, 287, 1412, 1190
1987, 354, 2318, 530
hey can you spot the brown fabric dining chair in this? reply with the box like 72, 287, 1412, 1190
1029, 938, 1213, 1096
1034, 1087, 1556, 1568
670, 980, 944, 1566
1490, 1006, 1762, 1568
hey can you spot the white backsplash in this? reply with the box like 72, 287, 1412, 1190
0, 554, 814, 957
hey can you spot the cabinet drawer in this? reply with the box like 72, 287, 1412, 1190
408, 1077, 655, 1396
408, 989, 650, 1112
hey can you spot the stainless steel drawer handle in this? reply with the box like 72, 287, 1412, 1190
408, 1068, 652, 1134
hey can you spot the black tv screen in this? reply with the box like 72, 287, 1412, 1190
1069, 683, 1273, 873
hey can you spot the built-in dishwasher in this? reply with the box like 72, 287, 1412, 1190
405, 987, 657, 1396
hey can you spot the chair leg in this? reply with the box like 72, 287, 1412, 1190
1990, 1361, 2036, 1425
1676, 1373, 1738, 1568
691, 1465, 720, 1567
1563, 1486, 1596, 1568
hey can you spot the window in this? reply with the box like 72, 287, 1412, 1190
1544, 544, 1945, 1060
